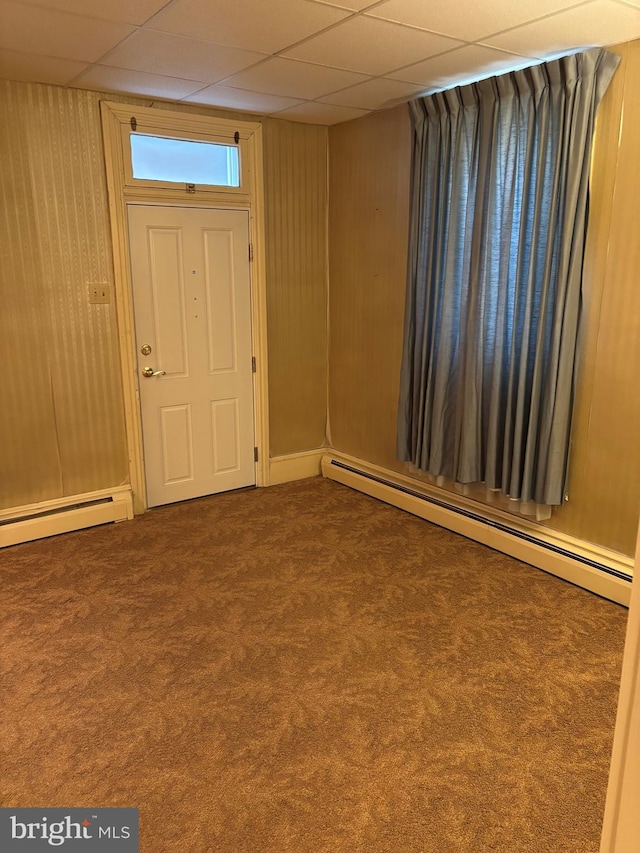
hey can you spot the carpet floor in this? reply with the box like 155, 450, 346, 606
0, 477, 628, 852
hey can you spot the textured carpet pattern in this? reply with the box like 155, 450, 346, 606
0, 478, 627, 852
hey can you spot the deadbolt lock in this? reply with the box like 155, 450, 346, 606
140, 344, 152, 356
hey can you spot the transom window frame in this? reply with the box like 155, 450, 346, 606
100, 101, 270, 513
112, 106, 253, 196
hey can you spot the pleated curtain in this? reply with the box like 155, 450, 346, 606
397, 49, 619, 505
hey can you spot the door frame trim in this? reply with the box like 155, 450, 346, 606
100, 101, 269, 513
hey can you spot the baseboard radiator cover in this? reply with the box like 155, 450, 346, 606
321, 454, 632, 607
0, 487, 134, 548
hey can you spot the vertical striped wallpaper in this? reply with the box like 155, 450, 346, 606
0, 80, 128, 509
0, 82, 65, 507
26, 84, 129, 499
263, 118, 328, 457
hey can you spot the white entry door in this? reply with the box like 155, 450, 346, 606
128, 205, 255, 507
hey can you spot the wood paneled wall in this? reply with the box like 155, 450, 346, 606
0, 81, 328, 510
328, 44, 640, 557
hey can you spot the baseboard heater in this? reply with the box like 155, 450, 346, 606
0, 487, 134, 549
322, 455, 633, 606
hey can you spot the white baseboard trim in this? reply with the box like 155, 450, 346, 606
321, 452, 632, 607
269, 449, 325, 485
0, 486, 134, 548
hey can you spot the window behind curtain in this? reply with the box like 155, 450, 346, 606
397, 49, 619, 506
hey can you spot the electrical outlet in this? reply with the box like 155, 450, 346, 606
88, 283, 111, 304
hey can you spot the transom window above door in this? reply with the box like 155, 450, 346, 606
101, 101, 260, 198
129, 133, 240, 188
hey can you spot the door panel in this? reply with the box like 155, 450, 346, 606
159, 404, 193, 484
211, 398, 240, 473
204, 229, 237, 374
149, 228, 189, 377
128, 205, 255, 507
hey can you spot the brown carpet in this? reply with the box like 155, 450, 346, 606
0, 477, 627, 852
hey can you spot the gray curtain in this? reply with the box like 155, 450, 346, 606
397, 49, 619, 505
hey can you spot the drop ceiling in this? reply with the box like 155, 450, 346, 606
1, 0, 639, 124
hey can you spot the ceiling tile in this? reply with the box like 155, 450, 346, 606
484, 0, 640, 57
223, 57, 370, 99
182, 85, 304, 113
390, 44, 534, 87
1, 0, 633, 125
71, 65, 207, 99
148, 0, 351, 54
273, 101, 371, 124
283, 15, 464, 75
366, 0, 586, 42
101, 30, 266, 84
12, 0, 168, 26
320, 76, 425, 109
0, 0, 135, 62
0, 48, 89, 84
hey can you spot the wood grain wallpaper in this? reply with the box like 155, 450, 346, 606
328, 43, 640, 557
